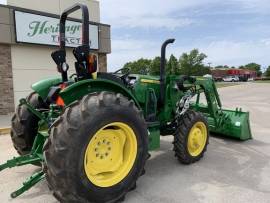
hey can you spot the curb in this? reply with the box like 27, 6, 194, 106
0, 127, 11, 135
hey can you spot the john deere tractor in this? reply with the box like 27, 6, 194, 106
0, 3, 252, 202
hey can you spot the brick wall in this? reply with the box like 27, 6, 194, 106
0, 44, 14, 115
98, 53, 107, 72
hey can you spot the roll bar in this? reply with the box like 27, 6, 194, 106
60, 3, 89, 51
159, 38, 175, 106
51, 3, 90, 82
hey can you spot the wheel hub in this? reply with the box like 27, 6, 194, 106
84, 122, 137, 187
187, 122, 207, 156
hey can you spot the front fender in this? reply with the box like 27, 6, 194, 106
59, 79, 141, 109
31, 77, 62, 100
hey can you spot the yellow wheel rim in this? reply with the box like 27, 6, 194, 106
84, 122, 137, 187
187, 122, 207, 157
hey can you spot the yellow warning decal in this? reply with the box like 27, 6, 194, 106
141, 79, 160, 84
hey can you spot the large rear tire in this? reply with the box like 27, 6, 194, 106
11, 92, 46, 155
173, 110, 209, 164
43, 92, 148, 203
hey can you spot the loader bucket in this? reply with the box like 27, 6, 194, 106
207, 108, 252, 141
192, 78, 252, 141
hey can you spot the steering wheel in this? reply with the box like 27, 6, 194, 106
114, 67, 130, 74
113, 67, 131, 84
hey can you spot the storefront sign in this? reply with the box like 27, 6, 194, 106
14, 11, 99, 49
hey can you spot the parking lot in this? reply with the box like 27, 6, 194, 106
0, 83, 270, 203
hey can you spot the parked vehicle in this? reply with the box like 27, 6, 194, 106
214, 76, 223, 82
223, 75, 239, 82
203, 74, 212, 79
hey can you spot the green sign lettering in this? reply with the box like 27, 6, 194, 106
27, 20, 81, 37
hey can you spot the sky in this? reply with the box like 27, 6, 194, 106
99, 0, 270, 72
1, 0, 269, 72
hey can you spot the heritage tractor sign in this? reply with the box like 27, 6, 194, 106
14, 10, 99, 49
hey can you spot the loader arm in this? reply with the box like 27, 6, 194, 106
193, 78, 221, 127
191, 78, 252, 140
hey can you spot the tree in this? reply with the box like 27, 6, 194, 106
178, 49, 210, 76
245, 63, 262, 77
239, 65, 245, 69
265, 66, 270, 77
215, 65, 230, 69
123, 58, 151, 74
167, 54, 179, 74
215, 65, 225, 69
149, 57, 162, 75
121, 49, 210, 76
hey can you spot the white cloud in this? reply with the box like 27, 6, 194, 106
107, 38, 270, 72
235, 0, 270, 13
100, 0, 270, 71
0, 0, 6, 5
114, 16, 193, 30
100, 0, 213, 29
101, 0, 210, 18
100, 0, 270, 29
108, 39, 159, 71
261, 38, 270, 46
201, 40, 270, 67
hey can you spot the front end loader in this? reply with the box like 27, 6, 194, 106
0, 3, 252, 202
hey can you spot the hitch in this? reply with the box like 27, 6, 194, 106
0, 154, 42, 172
0, 99, 49, 198
10, 170, 45, 198
0, 131, 47, 197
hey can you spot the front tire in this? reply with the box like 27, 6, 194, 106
173, 110, 209, 164
43, 92, 148, 203
11, 92, 46, 155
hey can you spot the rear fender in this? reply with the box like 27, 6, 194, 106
59, 79, 141, 109
31, 77, 62, 100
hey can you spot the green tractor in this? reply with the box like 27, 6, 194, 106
0, 3, 252, 202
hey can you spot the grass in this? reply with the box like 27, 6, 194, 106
215, 82, 240, 88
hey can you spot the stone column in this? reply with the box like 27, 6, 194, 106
0, 44, 14, 115
98, 53, 107, 72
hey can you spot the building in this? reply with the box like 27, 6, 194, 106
211, 68, 257, 80
0, 0, 111, 115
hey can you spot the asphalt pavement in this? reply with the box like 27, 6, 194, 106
0, 83, 270, 203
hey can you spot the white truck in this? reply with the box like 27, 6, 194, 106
223, 75, 239, 82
